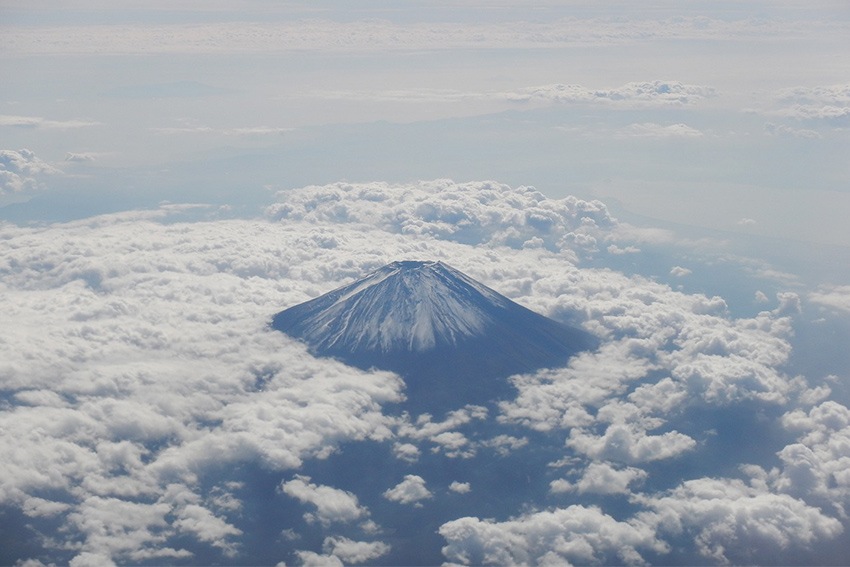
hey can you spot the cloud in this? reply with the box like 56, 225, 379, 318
65, 152, 101, 162
607, 244, 641, 255
308, 82, 715, 110
0, 115, 101, 129
383, 475, 432, 505
762, 84, 850, 126
808, 285, 850, 314
777, 84, 850, 107
560, 462, 648, 495
764, 122, 821, 139
449, 481, 471, 494
617, 122, 705, 138
500, 281, 798, 439
635, 477, 843, 564
670, 266, 692, 277
0, 180, 844, 563
506, 81, 715, 107
321, 536, 391, 564
772, 105, 850, 122
266, 179, 616, 257
396, 405, 488, 458
568, 423, 697, 463
439, 506, 666, 566
280, 476, 369, 526
2, 17, 841, 55
770, 401, 850, 514
0, 210, 410, 562
151, 125, 293, 136
0, 148, 61, 195
392, 442, 421, 463
294, 550, 343, 567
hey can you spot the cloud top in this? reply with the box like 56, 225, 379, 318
0, 148, 61, 195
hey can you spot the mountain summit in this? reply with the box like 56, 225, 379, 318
272, 260, 596, 411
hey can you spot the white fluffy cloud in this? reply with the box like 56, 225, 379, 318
266, 179, 615, 258
635, 477, 843, 564
554, 462, 648, 495
0, 210, 408, 562
383, 475, 432, 505
440, 506, 666, 566
766, 401, 850, 516
280, 476, 369, 526
0, 179, 844, 564
321, 536, 391, 564
0, 148, 61, 195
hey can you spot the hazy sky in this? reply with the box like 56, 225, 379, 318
2, 1, 848, 245
2, 2, 850, 565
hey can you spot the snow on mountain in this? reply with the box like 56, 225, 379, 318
273, 261, 596, 412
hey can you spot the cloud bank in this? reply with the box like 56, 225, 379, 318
0, 179, 846, 564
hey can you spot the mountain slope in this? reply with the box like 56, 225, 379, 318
272, 260, 596, 412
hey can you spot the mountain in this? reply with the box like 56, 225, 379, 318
272, 260, 596, 412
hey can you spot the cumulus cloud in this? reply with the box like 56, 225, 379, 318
396, 405, 488, 458
321, 536, 391, 564
440, 506, 666, 566
0, 179, 843, 564
568, 423, 696, 463
551, 462, 647, 495
635, 477, 843, 564
0, 211, 410, 562
383, 475, 432, 505
761, 84, 850, 126
280, 476, 369, 526
0, 148, 61, 195
670, 266, 692, 277
266, 179, 616, 257
769, 401, 850, 515
295, 536, 392, 565
500, 276, 798, 446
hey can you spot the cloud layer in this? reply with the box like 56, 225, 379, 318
3, 17, 845, 55
0, 180, 847, 564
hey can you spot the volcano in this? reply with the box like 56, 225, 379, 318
272, 260, 596, 412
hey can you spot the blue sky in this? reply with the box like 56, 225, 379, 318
1, 2, 850, 565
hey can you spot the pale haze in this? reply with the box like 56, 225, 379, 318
1, 2, 849, 565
